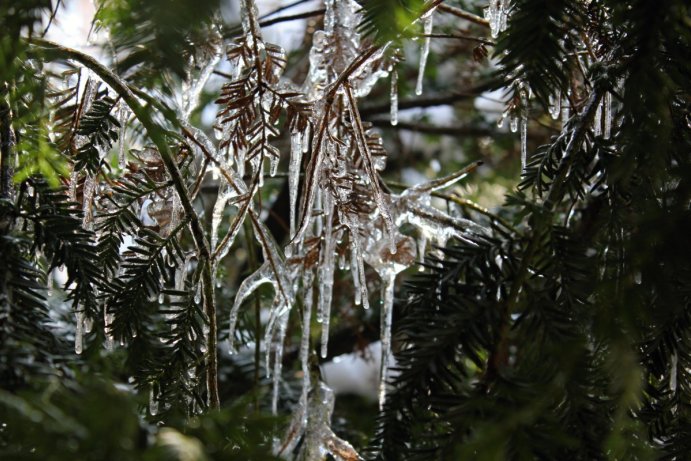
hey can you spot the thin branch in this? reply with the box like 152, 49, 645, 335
437, 3, 489, 28
359, 78, 502, 116
259, 0, 311, 19
386, 180, 520, 235
419, 32, 494, 46
370, 119, 498, 137
224, 9, 325, 38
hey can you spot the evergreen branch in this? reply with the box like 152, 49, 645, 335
28, 38, 220, 409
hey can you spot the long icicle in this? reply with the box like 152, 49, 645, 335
272, 311, 289, 415
390, 66, 398, 126
300, 270, 314, 404
415, 12, 434, 96
289, 132, 303, 238
378, 272, 396, 409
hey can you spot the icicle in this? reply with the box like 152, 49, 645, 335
271, 312, 289, 415
211, 185, 230, 251
228, 265, 272, 353
301, 270, 314, 404
510, 114, 519, 133
349, 221, 370, 311
417, 235, 427, 263
289, 133, 303, 238
149, 386, 159, 416
561, 92, 571, 125
549, 90, 561, 120
351, 242, 361, 306
520, 114, 528, 171
302, 124, 311, 154
520, 89, 529, 172
181, 46, 221, 120
603, 91, 612, 139
497, 113, 506, 128
269, 153, 279, 177
104, 305, 114, 351
75, 310, 84, 354
485, 0, 502, 38
69, 169, 78, 202
593, 100, 602, 136
82, 175, 95, 230
390, 67, 398, 126
415, 12, 434, 96
194, 284, 202, 304
378, 272, 395, 409
117, 104, 127, 169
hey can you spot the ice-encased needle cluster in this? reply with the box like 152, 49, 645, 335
217, 2, 490, 436
62, 0, 485, 441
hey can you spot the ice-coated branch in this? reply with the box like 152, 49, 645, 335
28, 38, 221, 409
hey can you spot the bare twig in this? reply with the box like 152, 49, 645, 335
438, 3, 490, 28
359, 78, 502, 116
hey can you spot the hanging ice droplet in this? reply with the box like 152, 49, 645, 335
378, 272, 395, 409
520, 113, 528, 172
269, 153, 279, 177
158, 293, 164, 304
390, 67, 398, 126
194, 284, 202, 304
415, 12, 434, 96
149, 386, 159, 416
75, 310, 84, 354
549, 90, 561, 120
104, 305, 114, 351
510, 114, 519, 133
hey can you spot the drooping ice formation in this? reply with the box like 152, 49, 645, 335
281, 382, 362, 461
486, 0, 511, 38
212, 0, 485, 439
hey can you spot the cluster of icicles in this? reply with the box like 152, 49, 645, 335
65, 0, 619, 458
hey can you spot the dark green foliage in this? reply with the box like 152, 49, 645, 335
74, 95, 120, 175
372, 1, 691, 459
0, 1, 52, 81
0, 212, 63, 390
95, 0, 221, 84
493, 0, 585, 106
356, 0, 428, 44
0, 377, 280, 460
